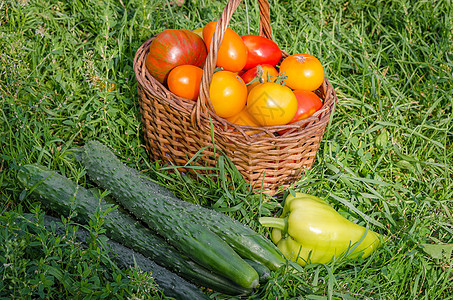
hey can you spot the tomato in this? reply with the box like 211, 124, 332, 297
203, 21, 247, 72
241, 35, 282, 71
278, 90, 323, 135
246, 82, 298, 126
236, 69, 246, 77
226, 108, 260, 135
289, 90, 323, 123
209, 71, 247, 118
241, 64, 278, 93
192, 27, 203, 39
167, 65, 203, 101
226, 108, 259, 127
279, 53, 324, 91
146, 29, 207, 83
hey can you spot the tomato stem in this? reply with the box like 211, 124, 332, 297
274, 72, 287, 85
245, 65, 264, 86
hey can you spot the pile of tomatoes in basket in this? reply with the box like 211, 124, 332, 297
146, 21, 325, 130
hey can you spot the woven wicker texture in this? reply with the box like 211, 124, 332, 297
133, 0, 338, 194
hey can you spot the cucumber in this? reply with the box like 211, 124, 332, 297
17, 164, 253, 296
82, 140, 285, 271
81, 141, 259, 289
25, 213, 209, 300
244, 259, 271, 284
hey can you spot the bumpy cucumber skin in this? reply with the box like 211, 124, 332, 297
24, 214, 210, 300
243, 259, 272, 284
83, 140, 285, 271
167, 196, 286, 270
82, 141, 259, 290
17, 164, 253, 296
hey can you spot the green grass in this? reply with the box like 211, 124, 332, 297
1, 0, 452, 298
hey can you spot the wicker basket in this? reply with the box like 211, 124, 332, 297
133, 0, 337, 195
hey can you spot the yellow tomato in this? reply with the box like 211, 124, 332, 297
192, 27, 204, 39
209, 71, 247, 118
246, 82, 297, 126
226, 108, 260, 135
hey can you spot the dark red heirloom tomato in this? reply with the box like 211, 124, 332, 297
241, 35, 282, 71
146, 29, 207, 84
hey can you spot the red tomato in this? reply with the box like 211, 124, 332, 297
278, 90, 323, 135
246, 82, 297, 126
279, 53, 324, 91
241, 35, 282, 71
146, 29, 207, 84
236, 69, 246, 77
289, 90, 323, 123
241, 64, 279, 93
203, 21, 247, 72
209, 71, 247, 118
167, 65, 203, 101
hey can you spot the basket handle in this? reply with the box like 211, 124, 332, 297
191, 0, 272, 127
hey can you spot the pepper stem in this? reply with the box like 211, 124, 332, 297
258, 217, 288, 231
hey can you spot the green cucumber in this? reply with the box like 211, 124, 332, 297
26, 213, 209, 300
82, 140, 285, 271
17, 164, 253, 296
81, 141, 259, 289
244, 259, 272, 284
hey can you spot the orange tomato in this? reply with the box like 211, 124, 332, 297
209, 70, 247, 118
241, 64, 279, 93
246, 82, 298, 126
226, 108, 260, 135
226, 108, 259, 126
203, 21, 247, 72
167, 65, 203, 101
279, 53, 324, 91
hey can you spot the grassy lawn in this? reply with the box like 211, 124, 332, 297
1, 0, 452, 299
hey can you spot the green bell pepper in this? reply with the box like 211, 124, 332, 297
259, 193, 381, 266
